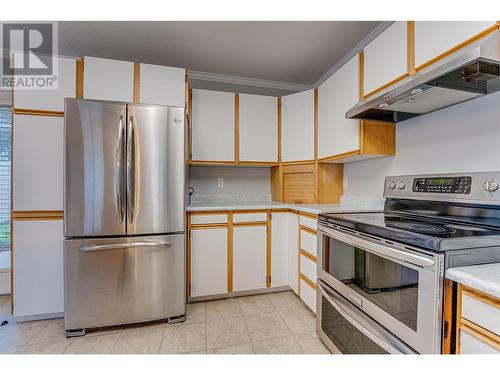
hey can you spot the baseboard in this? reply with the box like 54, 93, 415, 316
14, 311, 64, 322
188, 285, 290, 303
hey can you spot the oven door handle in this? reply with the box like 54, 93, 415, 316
319, 225, 435, 268
318, 282, 416, 354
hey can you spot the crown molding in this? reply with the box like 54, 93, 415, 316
314, 21, 395, 87
188, 70, 313, 94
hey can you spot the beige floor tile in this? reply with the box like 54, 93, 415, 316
182, 349, 207, 354
294, 331, 330, 354
28, 319, 67, 343
0, 346, 20, 354
85, 326, 124, 337
268, 291, 304, 312
0, 320, 49, 350
64, 333, 121, 354
208, 342, 254, 354
206, 317, 250, 349
253, 336, 302, 354
278, 305, 316, 334
159, 321, 206, 354
112, 323, 165, 354
237, 294, 275, 315
16, 338, 73, 354
244, 312, 290, 342
186, 302, 206, 323
205, 298, 242, 321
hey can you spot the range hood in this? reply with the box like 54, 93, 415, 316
346, 30, 500, 122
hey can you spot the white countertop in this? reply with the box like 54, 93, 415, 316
446, 263, 500, 299
187, 201, 382, 214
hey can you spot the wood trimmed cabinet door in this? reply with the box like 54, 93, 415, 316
83, 56, 134, 102
270, 212, 289, 288
363, 21, 408, 97
414, 21, 498, 71
318, 54, 359, 159
238, 93, 278, 163
138, 63, 185, 107
189, 227, 228, 298
281, 89, 315, 162
191, 89, 235, 162
287, 212, 299, 294
232, 225, 267, 292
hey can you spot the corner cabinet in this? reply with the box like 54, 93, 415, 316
191, 89, 235, 163
281, 89, 315, 162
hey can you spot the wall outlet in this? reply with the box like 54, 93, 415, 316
217, 178, 224, 188
343, 177, 348, 189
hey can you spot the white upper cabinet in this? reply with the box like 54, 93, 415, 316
415, 21, 497, 69
13, 115, 63, 211
13, 56, 76, 112
318, 55, 359, 158
281, 89, 314, 162
83, 56, 134, 102
139, 63, 185, 107
238, 93, 278, 162
363, 21, 408, 96
191, 89, 235, 162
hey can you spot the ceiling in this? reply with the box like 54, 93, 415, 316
58, 21, 382, 92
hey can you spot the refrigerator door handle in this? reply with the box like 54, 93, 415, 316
78, 241, 172, 253
116, 115, 125, 223
126, 115, 136, 225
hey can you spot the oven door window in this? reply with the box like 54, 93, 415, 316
322, 237, 419, 331
321, 295, 388, 354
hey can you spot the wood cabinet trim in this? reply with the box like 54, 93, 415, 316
299, 225, 317, 235
415, 24, 499, 72
227, 212, 233, 293
407, 21, 416, 75
299, 212, 318, 220
266, 210, 271, 288
12, 210, 64, 221
12, 108, 64, 117
76, 58, 84, 99
318, 149, 361, 163
133, 63, 140, 103
300, 249, 317, 262
462, 285, 500, 307
300, 274, 317, 289
461, 318, 500, 351
363, 73, 409, 99
277, 97, 282, 162
358, 52, 364, 100
190, 223, 228, 229
234, 93, 239, 163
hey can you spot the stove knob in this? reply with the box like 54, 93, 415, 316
483, 179, 499, 193
388, 181, 396, 189
397, 181, 406, 190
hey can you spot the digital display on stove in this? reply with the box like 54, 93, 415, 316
413, 176, 471, 194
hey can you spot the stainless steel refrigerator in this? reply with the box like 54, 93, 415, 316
63, 98, 186, 336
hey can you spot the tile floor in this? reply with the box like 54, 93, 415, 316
0, 291, 330, 354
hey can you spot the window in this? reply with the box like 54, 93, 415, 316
0, 106, 12, 265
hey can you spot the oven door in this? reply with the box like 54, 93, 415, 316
317, 223, 444, 354
317, 280, 416, 354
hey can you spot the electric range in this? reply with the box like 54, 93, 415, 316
316, 172, 500, 355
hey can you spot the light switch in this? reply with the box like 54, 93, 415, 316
218, 178, 224, 188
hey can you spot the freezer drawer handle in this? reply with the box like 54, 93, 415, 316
78, 242, 172, 252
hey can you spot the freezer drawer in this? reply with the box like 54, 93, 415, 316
64, 234, 185, 331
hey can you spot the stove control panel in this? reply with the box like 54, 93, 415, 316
412, 176, 472, 194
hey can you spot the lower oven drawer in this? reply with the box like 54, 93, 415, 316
317, 280, 416, 354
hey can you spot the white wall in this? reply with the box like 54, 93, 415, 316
189, 166, 271, 202
344, 91, 500, 198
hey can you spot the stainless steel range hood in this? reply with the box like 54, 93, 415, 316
346, 30, 500, 122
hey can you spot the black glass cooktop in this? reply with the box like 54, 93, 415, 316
319, 212, 500, 251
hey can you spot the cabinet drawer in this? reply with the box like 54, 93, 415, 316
300, 254, 317, 285
299, 215, 317, 230
462, 291, 500, 336
460, 329, 500, 354
233, 212, 267, 223
300, 278, 317, 314
190, 213, 228, 225
300, 229, 317, 257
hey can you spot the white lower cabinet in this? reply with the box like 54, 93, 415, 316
271, 212, 289, 288
13, 220, 64, 318
300, 278, 317, 314
288, 212, 299, 294
233, 225, 267, 292
190, 228, 228, 297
